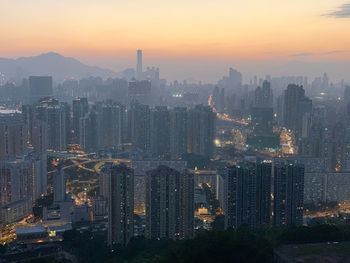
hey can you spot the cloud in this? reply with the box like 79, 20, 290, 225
325, 2, 350, 18
288, 50, 349, 57
321, 50, 348, 55
289, 52, 313, 57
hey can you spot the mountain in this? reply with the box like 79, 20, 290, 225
0, 52, 117, 83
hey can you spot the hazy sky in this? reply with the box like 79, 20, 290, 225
1, 0, 350, 82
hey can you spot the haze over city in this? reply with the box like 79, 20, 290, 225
1, 0, 350, 82
3, 1, 350, 263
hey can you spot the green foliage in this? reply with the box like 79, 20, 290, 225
63, 229, 273, 263
115, 237, 173, 262
28, 258, 59, 263
164, 229, 273, 263
62, 225, 350, 263
0, 245, 7, 254
277, 224, 350, 244
63, 230, 111, 263
211, 215, 225, 230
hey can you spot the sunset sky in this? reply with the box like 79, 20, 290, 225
1, 0, 350, 82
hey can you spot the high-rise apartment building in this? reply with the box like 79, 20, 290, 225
0, 111, 36, 224
251, 107, 274, 135
150, 106, 170, 159
187, 105, 216, 158
128, 102, 151, 152
79, 110, 98, 153
0, 158, 33, 224
31, 153, 48, 200
228, 68, 242, 89
254, 80, 273, 108
223, 162, 271, 229
72, 97, 89, 143
344, 86, 350, 107
35, 99, 69, 151
53, 167, 66, 203
128, 80, 152, 105
21, 106, 48, 200
0, 111, 27, 160
325, 122, 350, 172
273, 159, 304, 226
170, 107, 188, 159
95, 101, 126, 150
29, 76, 53, 103
145, 165, 194, 239
107, 163, 134, 247
283, 84, 312, 138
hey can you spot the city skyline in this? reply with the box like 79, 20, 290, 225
2, 1, 350, 261
1, 0, 350, 81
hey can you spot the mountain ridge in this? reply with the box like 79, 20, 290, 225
0, 52, 117, 83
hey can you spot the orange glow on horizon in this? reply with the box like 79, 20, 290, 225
0, 0, 349, 60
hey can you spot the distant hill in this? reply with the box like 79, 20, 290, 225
0, 52, 117, 83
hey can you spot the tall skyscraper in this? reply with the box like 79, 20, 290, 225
31, 153, 48, 200
0, 111, 27, 160
79, 101, 127, 152
107, 163, 134, 247
187, 105, 216, 158
95, 101, 126, 150
72, 97, 89, 144
217, 68, 242, 91
212, 87, 225, 112
0, 158, 33, 224
254, 80, 273, 108
248, 87, 278, 150
22, 106, 48, 200
53, 167, 66, 203
256, 162, 272, 227
29, 76, 53, 103
344, 86, 350, 106
150, 106, 170, 159
170, 107, 188, 159
128, 80, 152, 105
179, 169, 195, 239
0, 111, 33, 224
283, 84, 312, 138
22, 104, 47, 152
79, 110, 98, 153
136, 49, 143, 80
299, 121, 325, 158
251, 107, 273, 135
273, 159, 304, 226
30, 120, 48, 153
35, 99, 69, 151
145, 165, 194, 239
128, 102, 151, 152
344, 87, 350, 119
228, 68, 242, 89
325, 122, 350, 172
223, 162, 271, 229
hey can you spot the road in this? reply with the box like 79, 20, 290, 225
208, 95, 249, 126
305, 202, 350, 219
